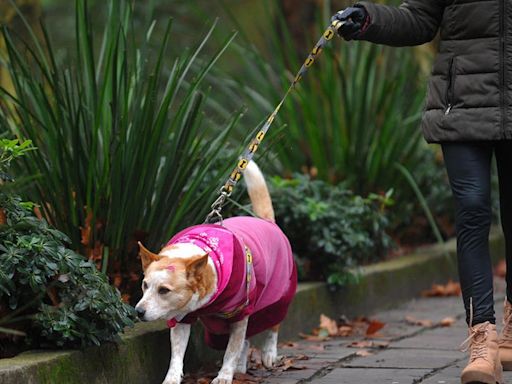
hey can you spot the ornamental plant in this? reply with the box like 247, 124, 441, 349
0, 140, 134, 354
269, 174, 393, 286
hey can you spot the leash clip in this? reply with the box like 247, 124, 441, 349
204, 188, 230, 224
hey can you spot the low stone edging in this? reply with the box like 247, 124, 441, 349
0, 228, 504, 383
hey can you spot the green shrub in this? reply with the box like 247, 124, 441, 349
0, 140, 134, 349
269, 175, 393, 286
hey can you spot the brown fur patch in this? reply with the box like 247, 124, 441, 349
147, 255, 216, 301
139, 242, 162, 270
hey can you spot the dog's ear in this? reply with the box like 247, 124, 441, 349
185, 253, 209, 278
138, 242, 162, 271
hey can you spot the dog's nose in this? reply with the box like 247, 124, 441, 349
135, 307, 146, 320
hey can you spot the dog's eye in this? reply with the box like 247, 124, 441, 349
158, 287, 171, 295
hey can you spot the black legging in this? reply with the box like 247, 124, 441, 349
442, 141, 512, 326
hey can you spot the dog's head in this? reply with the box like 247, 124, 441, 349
134, 242, 214, 322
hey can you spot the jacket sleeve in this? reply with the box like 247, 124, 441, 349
355, 0, 445, 46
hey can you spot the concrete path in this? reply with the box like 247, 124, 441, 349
248, 278, 510, 384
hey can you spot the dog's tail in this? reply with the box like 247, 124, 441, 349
244, 161, 275, 222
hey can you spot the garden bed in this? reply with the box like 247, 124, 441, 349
0, 227, 504, 384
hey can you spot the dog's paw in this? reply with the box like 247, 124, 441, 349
211, 374, 233, 384
262, 345, 278, 368
162, 374, 181, 384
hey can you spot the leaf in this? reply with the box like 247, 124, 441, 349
439, 317, 456, 327
405, 316, 434, 328
355, 349, 374, 357
320, 313, 339, 336
421, 280, 461, 297
348, 340, 374, 348
366, 319, 386, 336
279, 357, 308, 371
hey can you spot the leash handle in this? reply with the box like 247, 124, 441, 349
205, 20, 345, 223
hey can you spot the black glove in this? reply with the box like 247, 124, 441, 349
331, 6, 369, 40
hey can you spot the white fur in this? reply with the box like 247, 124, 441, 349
163, 323, 191, 384
261, 329, 279, 368
243, 161, 265, 191
212, 318, 249, 384
236, 340, 250, 374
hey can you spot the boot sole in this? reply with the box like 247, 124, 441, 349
461, 371, 502, 384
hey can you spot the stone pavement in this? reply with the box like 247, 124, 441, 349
248, 278, 509, 384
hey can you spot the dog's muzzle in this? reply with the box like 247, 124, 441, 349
135, 306, 146, 320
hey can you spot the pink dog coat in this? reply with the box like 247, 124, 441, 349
166, 216, 297, 350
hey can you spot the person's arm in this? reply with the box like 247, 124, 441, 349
334, 0, 445, 47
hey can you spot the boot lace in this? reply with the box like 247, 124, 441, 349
460, 322, 491, 363
459, 298, 491, 363
499, 300, 512, 343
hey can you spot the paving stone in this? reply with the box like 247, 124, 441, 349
311, 368, 430, 384
343, 348, 460, 369
420, 361, 512, 384
392, 326, 466, 350
276, 368, 317, 380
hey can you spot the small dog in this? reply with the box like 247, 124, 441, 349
135, 162, 297, 384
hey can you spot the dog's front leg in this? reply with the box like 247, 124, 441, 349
162, 323, 191, 384
212, 317, 249, 384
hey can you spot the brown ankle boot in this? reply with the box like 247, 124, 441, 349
499, 299, 512, 370
461, 321, 503, 384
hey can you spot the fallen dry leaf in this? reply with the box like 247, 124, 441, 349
348, 340, 389, 349
348, 340, 374, 348
338, 325, 353, 337
355, 349, 374, 357
405, 315, 434, 328
366, 320, 386, 336
439, 316, 456, 327
277, 355, 308, 371
422, 280, 461, 297
233, 373, 263, 383
320, 314, 339, 336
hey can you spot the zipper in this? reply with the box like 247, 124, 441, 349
500, 0, 506, 138
445, 57, 456, 115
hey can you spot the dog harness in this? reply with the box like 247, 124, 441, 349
166, 216, 297, 349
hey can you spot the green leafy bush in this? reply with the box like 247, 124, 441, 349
269, 175, 393, 286
0, 140, 134, 350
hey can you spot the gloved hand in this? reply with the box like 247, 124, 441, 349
331, 6, 369, 40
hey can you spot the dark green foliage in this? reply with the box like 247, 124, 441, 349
0, 138, 134, 347
270, 175, 393, 286
0, 192, 135, 347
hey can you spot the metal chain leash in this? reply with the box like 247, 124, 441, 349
205, 19, 345, 224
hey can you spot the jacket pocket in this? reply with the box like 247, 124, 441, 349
445, 57, 456, 115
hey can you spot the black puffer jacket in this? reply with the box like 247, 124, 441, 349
356, 0, 512, 143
